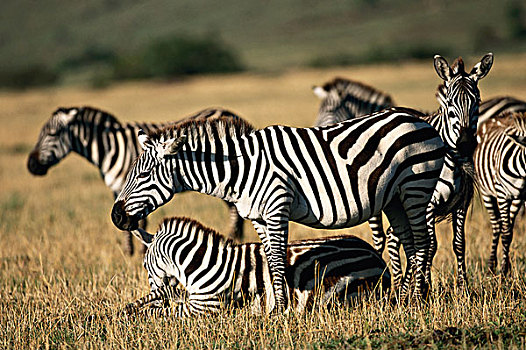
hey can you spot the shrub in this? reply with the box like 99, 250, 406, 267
113, 35, 244, 80
0, 65, 58, 90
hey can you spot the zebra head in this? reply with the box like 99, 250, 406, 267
433, 53, 493, 158
111, 130, 187, 231
312, 77, 394, 126
27, 107, 78, 176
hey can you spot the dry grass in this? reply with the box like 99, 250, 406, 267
2, 54, 526, 349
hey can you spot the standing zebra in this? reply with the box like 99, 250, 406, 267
27, 106, 245, 255
478, 96, 526, 126
125, 216, 391, 317
474, 112, 526, 275
312, 77, 395, 253
111, 112, 446, 310
312, 54, 494, 288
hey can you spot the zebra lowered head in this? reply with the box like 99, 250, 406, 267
27, 107, 79, 176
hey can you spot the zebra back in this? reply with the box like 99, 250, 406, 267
133, 217, 390, 317
313, 77, 395, 126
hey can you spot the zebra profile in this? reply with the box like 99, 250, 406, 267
312, 77, 395, 253
125, 217, 391, 317
313, 54, 494, 288
111, 111, 446, 309
474, 112, 526, 275
27, 106, 245, 255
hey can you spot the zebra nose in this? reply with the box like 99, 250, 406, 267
27, 151, 48, 176
112, 200, 137, 231
457, 129, 477, 158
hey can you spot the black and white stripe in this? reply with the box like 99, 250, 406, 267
112, 110, 446, 309
474, 112, 526, 275
314, 54, 494, 288
478, 96, 526, 126
125, 216, 391, 317
312, 77, 394, 127
27, 106, 245, 255
312, 78, 395, 254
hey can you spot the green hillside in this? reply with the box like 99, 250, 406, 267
1, 0, 525, 86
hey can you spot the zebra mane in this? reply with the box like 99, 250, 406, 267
158, 216, 235, 247
451, 57, 465, 75
322, 77, 394, 105
53, 106, 120, 125
147, 115, 256, 144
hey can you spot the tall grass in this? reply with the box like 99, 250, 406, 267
1, 55, 526, 348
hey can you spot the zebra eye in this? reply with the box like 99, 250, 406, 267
163, 276, 171, 286
138, 171, 149, 179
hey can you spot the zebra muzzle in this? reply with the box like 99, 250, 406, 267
111, 200, 140, 231
27, 151, 49, 176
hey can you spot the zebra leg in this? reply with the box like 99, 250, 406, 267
369, 214, 386, 254
124, 231, 134, 256
451, 208, 468, 286
424, 204, 437, 287
383, 198, 416, 300
500, 198, 522, 276
482, 194, 501, 273
226, 202, 244, 241
252, 218, 289, 313
138, 218, 148, 255
385, 227, 403, 289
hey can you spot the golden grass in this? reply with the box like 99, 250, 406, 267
1, 53, 526, 348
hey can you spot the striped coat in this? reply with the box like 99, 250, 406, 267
126, 217, 390, 317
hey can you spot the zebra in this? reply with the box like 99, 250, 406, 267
312, 77, 395, 128
27, 106, 245, 255
474, 112, 526, 275
312, 77, 395, 253
312, 54, 494, 288
111, 111, 446, 310
478, 96, 526, 126
125, 216, 391, 317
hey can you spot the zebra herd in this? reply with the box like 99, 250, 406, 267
27, 53, 526, 317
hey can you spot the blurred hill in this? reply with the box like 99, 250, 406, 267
1, 0, 525, 88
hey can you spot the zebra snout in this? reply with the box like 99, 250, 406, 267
27, 151, 48, 176
111, 200, 139, 231
457, 129, 477, 158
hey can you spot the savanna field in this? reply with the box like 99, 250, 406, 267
2, 54, 526, 348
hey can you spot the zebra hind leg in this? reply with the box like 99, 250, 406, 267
482, 194, 501, 273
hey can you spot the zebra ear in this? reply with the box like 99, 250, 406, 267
470, 53, 493, 81
131, 228, 154, 247
138, 129, 149, 150
434, 55, 453, 81
163, 135, 187, 157
59, 108, 78, 124
312, 85, 329, 99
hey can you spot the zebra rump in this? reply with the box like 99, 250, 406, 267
127, 217, 390, 317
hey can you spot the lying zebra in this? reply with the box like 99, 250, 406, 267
126, 217, 391, 317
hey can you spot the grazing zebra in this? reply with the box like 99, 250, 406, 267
125, 217, 391, 317
27, 106, 245, 255
313, 54, 494, 289
474, 112, 526, 275
312, 77, 395, 128
111, 111, 446, 310
312, 77, 395, 253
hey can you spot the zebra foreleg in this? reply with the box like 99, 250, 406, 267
252, 217, 290, 313
226, 202, 244, 241
369, 214, 386, 254
452, 208, 467, 286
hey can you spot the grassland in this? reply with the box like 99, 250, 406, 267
1, 54, 526, 348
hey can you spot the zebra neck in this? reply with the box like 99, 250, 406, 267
176, 134, 252, 203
